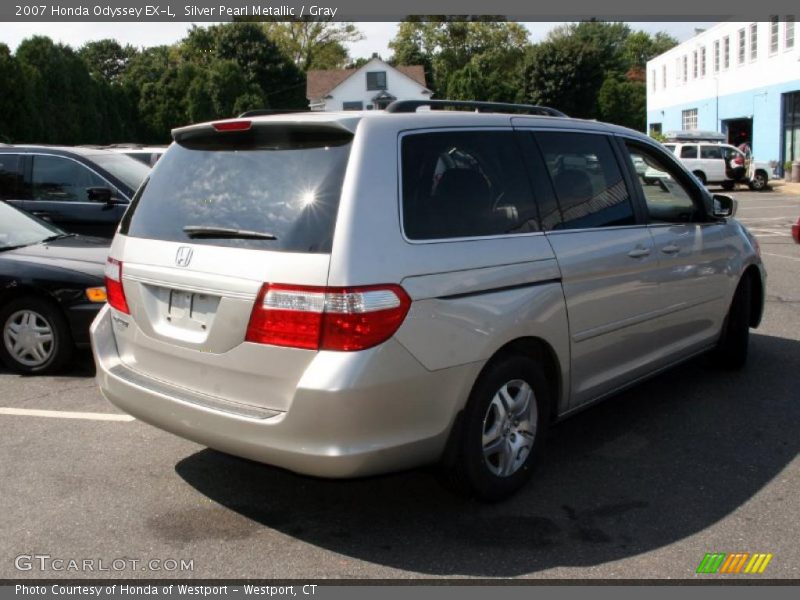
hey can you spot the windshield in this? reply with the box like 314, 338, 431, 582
0, 202, 63, 251
89, 153, 151, 192
120, 126, 352, 253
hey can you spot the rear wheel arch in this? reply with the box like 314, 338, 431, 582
496, 337, 562, 420
439, 336, 563, 468
743, 265, 763, 328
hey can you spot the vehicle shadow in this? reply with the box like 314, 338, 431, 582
0, 349, 95, 378
175, 332, 799, 577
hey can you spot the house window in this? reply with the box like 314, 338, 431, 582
682, 55, 688, 82
651, 69, 656, 92
700, 46, 706, 76
366, 71, 387, 91
713, 40, 720, 72
750, 23, 758, 60
662, 65, 667, 89
723, 36, 730, 69
649, 123, 663, 136
738, 28, 746, 64
787, 16, 796, 49
342, 101, 364, 111
675, 58, 681, 84
682, 108, 698, 131
692, 50, 698, 78
770, 16, 780, 53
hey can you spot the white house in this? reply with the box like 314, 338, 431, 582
306, 56, 432, 112
646, 19, 799, 174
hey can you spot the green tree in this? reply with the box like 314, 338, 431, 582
389, 18, 529, 101
261, 21, 362, 70
0, 43, 35, 142
15, 36, 103, 144
79, 39, 137, 83
522, 22, 675, 129
597, 75, 646, 130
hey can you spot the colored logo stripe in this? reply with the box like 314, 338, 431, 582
697, 553, 726, 573
744, 554, 774, 574
697, 553, 773, 574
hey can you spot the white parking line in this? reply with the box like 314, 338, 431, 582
763, 252, 800, 262
0, 407, 135, 421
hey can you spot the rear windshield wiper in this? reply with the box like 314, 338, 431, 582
182, 226, 277, 240
42, 233, 77, 243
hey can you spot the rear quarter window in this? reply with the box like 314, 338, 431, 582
120, 126, 352, 253
401, 130, 539, 240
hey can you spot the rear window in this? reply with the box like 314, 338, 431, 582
120, 126, 352, 253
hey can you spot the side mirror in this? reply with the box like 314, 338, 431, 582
712, 194, 737, 218
87, 187, 112, 203
87, 187, 127, 205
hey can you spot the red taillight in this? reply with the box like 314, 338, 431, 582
104, 258, 129, 314
246, 284, 411, 351
733, 155, 744, 166
792, 218, 800, 244
212, 120, 252, 132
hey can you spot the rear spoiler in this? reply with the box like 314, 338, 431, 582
172, 116, 358, 144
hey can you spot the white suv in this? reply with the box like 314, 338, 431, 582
91, 100, 765, 500
650, 142, 772, 191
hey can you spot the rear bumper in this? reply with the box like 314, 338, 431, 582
90, 305, 479, 478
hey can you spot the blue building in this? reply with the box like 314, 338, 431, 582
647, 19, 799, 175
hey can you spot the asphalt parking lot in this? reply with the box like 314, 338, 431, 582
1, 185, 799, 580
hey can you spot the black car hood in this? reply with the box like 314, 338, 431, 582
2, 236, 109, 278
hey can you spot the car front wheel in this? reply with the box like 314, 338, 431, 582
0, 297, 73, 374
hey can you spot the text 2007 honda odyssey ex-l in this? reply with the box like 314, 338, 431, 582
92, 100, 765, 500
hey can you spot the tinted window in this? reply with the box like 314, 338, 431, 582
700, 145, 723, 159
680, 145, 698, 159
401, 131, 538, 240
535, 132, 635, 230
664, 144, 677, 154
120, 126, 352, 253
0, 154, 22, 199
31, 155, 106, 202
89, 153, 150, 191
625, 143, 701, 223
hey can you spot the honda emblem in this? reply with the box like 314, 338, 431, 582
175, 246, 193, 267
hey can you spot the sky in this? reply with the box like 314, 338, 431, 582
1, 21, 718, 58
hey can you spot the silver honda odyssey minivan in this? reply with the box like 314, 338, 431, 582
91, 100, 765, 500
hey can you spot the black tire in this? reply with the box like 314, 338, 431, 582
443, 355, 551, 502
712, 276, 751, 370
693, 171, 707, 186
721, 180, 736, 191
748, 171, 768, 191
0, 296, 73, 374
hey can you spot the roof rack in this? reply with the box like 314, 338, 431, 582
385, 99, 567, 117
238, 108, 311, 118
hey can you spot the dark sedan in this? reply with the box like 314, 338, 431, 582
0, 146, 150, 238
0, 201, 109, 374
